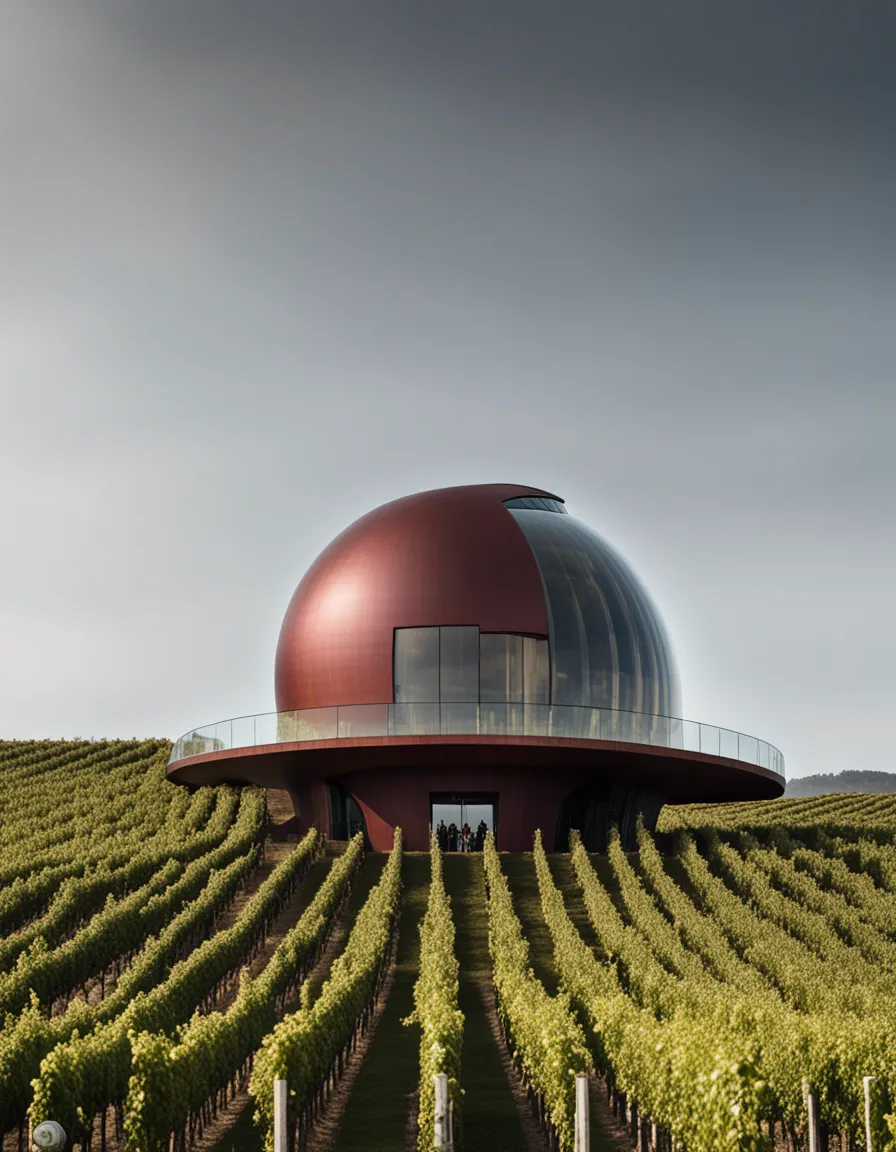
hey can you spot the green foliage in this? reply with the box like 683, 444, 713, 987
0, 741, 263, 1132
250, 829, 404, 1151
544, 820, 896, 1146
552, 830, 773, 1151
6, 741, 896, 1151
28, 826, 318, 1143
659, 790, 896, 834
482, 832, 590, 1151
123, 832, 363, 1151
404, 835, 463, 1151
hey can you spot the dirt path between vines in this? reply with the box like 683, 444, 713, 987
207, 847, 332, 1015
301, 946, 398, 1152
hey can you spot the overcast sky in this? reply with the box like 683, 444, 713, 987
1, 2, 894, 780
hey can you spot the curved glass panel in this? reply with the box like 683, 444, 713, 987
522, 636, 550, 705
394, 627, 439, 702
440, 626, 480, 702
480, 633, 523, 702
169, 704, 784, 781
509, 509, 681, 717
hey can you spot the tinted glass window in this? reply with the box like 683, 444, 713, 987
394, 627, 439, 702
480, 633, 524, 701
395, 625, 554, 708
523, 636, 550, 704
509, 510, 680, 716
439, 626, 480, 702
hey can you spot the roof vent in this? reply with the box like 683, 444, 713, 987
503, 496, 567, 514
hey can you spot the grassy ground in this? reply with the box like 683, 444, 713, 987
547, 854, 600, 948
330, 852, 431, 1152
303, 851, 387, 1005
659, 853, 703, 906
442, 852, 532, 1152
589, 853, 623, 908
502, 852, 561, 994
206, 1090, 258, 1152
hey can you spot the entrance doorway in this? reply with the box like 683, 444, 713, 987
430, 792, 497, 851
328, 782, 368, 844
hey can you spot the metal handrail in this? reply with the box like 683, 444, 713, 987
169, 702, 784, 779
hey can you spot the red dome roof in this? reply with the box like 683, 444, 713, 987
275, 484, 557, 710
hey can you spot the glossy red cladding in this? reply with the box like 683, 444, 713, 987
274, 484, 554, 711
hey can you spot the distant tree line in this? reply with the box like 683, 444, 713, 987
785, 769, 896, 796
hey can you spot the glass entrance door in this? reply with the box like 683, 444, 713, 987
430, 793, 497, 851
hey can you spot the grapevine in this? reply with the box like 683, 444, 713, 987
250, 829, 403, 1152
404, 834, 463, 1151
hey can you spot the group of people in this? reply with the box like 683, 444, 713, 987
435, 818, 489, 852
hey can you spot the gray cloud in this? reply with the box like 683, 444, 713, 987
1, 1, 894, 779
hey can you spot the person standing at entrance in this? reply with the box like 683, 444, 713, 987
448, 822, 458, 851
436, 820, 448, 851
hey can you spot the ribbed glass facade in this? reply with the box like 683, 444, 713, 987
509, 508, 680, 717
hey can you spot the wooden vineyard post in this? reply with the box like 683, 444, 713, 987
274, 1079, 288, 1152
574, 1074, 589, 1152
864, 1076, 876, 1152
434, 1073, 452, 1150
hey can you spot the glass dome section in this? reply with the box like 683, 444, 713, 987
503, 496, 568, 513
509, 509, 681, 717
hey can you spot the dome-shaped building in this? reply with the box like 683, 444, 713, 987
168, 484, 784, 850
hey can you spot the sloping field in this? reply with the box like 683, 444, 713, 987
2, 741, 896, 1152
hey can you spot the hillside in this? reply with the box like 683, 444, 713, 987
784, 769, 896, 796
2, 740, 896, 1152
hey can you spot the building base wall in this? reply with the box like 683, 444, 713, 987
284, 779, 331, 842
167, 736, 783, 850
334, 763, 580, 851
554, 781, 667, 851
332, 763, 665, 852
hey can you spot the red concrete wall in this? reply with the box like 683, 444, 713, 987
333, 762, 587, 852
285, 778, 331, 841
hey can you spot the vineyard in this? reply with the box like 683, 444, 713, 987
2, 743, 896, 1151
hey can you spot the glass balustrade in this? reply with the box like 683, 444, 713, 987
169, 704, 785, 779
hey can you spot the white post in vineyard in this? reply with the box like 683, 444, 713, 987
864, 1076, 876, 1152
803, 1080, 820, 1152
274, 1078, 288, 1152
574, 1074, 590, 1152
434, 1072, 452, 1150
